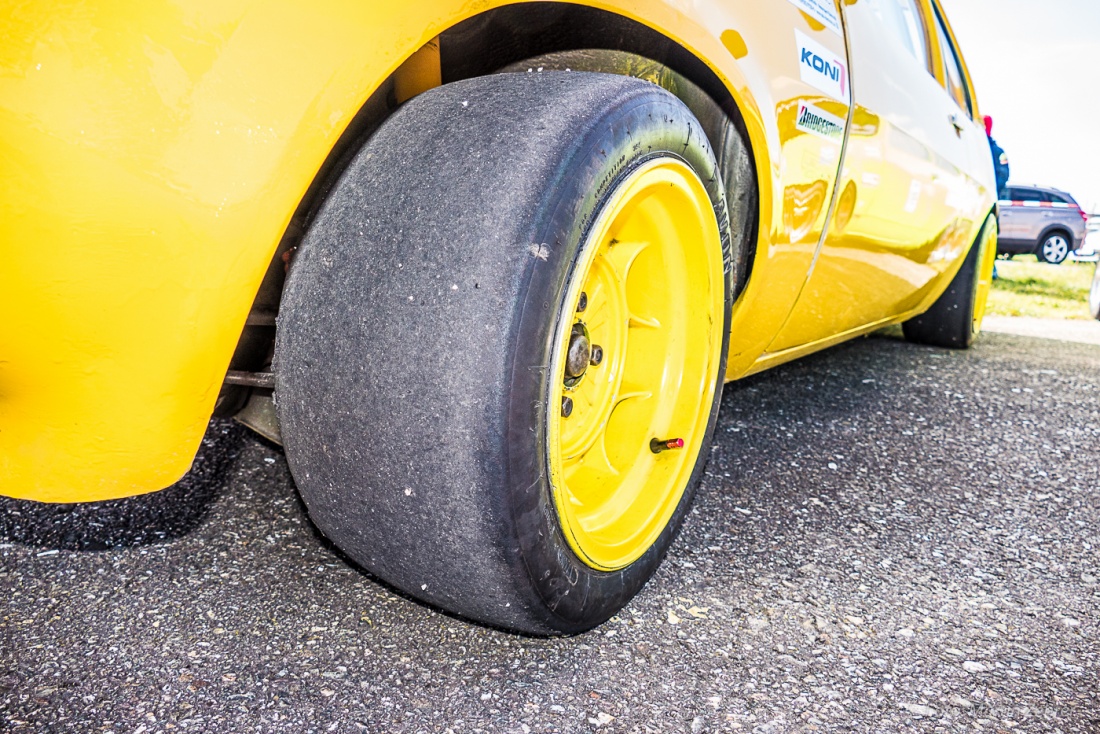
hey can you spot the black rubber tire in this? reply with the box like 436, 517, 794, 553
274, 72, 734, 634
1036, 232, 1071, 264
903, 215, 994, 349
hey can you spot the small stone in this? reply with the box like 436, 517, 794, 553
896, 628, 915, 638
549, 705, 565, 714
900, 703, 937, 717
588, 712, 614, 727
667, 610, 682, 624
1060, 618, 1080, 627
962, 661, 988, 673
949, 695, 973, 708
747, 617, 769, 633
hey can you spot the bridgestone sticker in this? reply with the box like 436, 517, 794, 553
787, 0, 843, 36
795, 102, 845, 141
796, 29, 849, 102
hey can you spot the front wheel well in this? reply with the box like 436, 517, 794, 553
220, 4, 761, 436
1036, 226, 1074, 248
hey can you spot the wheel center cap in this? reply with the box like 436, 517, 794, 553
565, 324, 591, 380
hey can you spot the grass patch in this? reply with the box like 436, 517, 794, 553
987, 257, 1096, 320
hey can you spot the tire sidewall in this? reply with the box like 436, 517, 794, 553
503, 92, 734, 632
1039, 233, 1069, 264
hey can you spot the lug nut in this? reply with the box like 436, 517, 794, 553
590, 345, 604, 366
577, 292, 588, 313
561, 396, 574, 418
650, 437, 685, 454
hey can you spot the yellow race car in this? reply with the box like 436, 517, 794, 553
1, 0, 997, 633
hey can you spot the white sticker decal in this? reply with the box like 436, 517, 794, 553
795, 101, 845, 141
904, 179, 922, 213
796, 29, 849, 102
787, 0, 843, 36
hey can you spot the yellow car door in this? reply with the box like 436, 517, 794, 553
767, 0, 992, 353
722, 0, 852, 377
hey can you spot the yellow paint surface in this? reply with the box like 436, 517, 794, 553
0, 0, 992, 502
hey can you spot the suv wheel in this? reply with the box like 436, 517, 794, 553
1037, 233, 1071, 264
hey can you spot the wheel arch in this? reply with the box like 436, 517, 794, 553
1035, 225, 1075, 251
223, 3, 766, 439
3, 0, 770, 502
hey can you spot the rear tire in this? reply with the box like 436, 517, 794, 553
275, 73, 734, 634
903, 215, 997, 349
1036, 232, 1071, 264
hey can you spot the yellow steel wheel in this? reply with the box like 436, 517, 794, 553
547, 159, 726, 571
972, 218, 998, 336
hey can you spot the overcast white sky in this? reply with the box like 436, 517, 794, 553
941, 0, 1100, 211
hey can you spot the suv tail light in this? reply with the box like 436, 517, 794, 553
1077, 208, 1089, 224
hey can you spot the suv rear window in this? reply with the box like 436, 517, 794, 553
1011, 188, 1044, 203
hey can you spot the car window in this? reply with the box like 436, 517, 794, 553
1037, 191, 1056, 203
1014, 189, 1043, 203
865, 0, 931, 71
932, 7, 972, 116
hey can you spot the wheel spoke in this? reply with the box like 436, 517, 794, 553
565, 428, 621, 483
583, 279, 612, 331
628, 314, 661, 330
601, 240, 650, 282
611, 387, 653, 411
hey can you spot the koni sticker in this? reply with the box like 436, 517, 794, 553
796, 29, 849, 102
795, 101, 845, 141
787, 0, 843, 36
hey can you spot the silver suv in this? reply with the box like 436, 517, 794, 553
998, 185, 1090, 264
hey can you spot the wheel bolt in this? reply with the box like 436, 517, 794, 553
590, 345, 603, 366
650, 437, 685, 454
561, 396, 574, 418
577, 292, 588, 313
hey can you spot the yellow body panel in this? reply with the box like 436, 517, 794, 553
0, 0, 993, 502
765, 0, 991, 354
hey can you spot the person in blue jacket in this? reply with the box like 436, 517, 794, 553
984, 115, 1010, 279
984, 115, 1010, 198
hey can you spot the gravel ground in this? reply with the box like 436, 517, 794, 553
2, 330, 1098, 733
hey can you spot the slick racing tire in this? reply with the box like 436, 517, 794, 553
275, 72, 735, 634
903, 214, 997, 349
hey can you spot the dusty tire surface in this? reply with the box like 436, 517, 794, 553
274, 72, 733, 634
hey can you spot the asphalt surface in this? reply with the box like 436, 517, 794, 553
2, 329, 1098, 733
